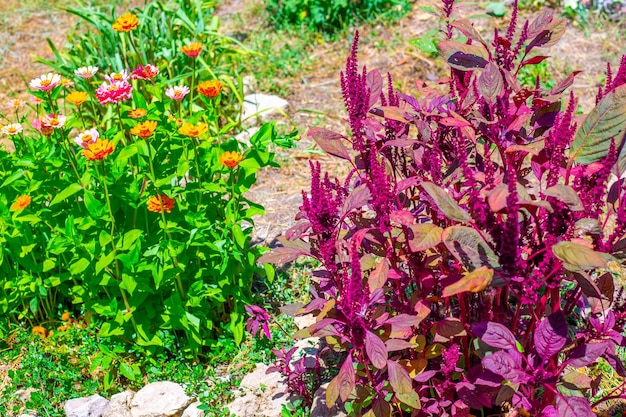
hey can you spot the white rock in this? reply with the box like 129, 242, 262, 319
228, 363, 295, 417
242, 94, 288, 121
64, 394, 109, 417
181, 401, 205, 417
102, 390, 134, 417
310, 384, 347, 417
293, 314, 316, 330
239, 363, 283, 392
130, 381, 193, 417
291, 338, 321, 370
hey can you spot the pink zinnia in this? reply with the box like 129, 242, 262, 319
31, 118, 54, 136
95, 80, 133, 105
132, 64, 159, 80
165, 85, 190, 101
73, 128, 100, 148
29, 73, 62, 91
41, 113, 67, 129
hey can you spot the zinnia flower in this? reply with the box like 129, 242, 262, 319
32, 325, 48, 339
197, 80, 222, 98
165, 85, 190, 101
73, 128, 99, 148
180, 42, 203, 57
147, 194, 176, 213
95, 80, 133, 105
7, 99, 23, 109
128, 108, 147, 118
61, 78, 75, 88
61, 312, 71, 321
105, 70, 130, 83
112, 12, 139, 32
29, 73, 62, 91
41, 113, 66, 129
130, 120, 157, 138
66, 91, 89, 106
11, 195, 31, 211
31, 118, 53, 136
219, 151, 243, 169
74, 66, 99, 79
178, 122, 208, 138
82, 139, 115, 161
1, 123, 22, 136
131, 64, 159, 80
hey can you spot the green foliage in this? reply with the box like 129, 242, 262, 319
0, 1, 298, 358
263, 0, 412, 36
37, 0, 251, 128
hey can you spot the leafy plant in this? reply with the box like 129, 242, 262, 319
0, 5, 297, 358
263, 0, 412, 37
259, 0, 626, 415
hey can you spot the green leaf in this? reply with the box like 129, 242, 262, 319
552, 241, 608, 271
1, 169, 24, 188
486, 2, 507, 16
544, 184, 584, 211
119, 362, 136, 381
120, 229, 143, 251
571, 84, 626, 165
50, 183, 83, 206
96, 251, 116, 275
442, 266, 494, 297
70, 258, 90, 275
407, 224, 443, 252
442, 226, 501, 272
421, 182, 472, 223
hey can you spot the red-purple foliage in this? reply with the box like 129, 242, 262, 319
258, 2, 626, 415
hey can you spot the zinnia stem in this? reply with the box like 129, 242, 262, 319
191, 138, 203, 206
189, 58, 196, 115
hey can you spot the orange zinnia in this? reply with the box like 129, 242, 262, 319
178, 122, 208, 138
32, 325, 48, 339
130, 120, 157, 138
219, 151, 243, 169
82, 139, 115, 161
147, 194, 176, 213
197, 80, 222, 98
11, 195, 31, 211
66, 91, 89, 106
112, 13, 139, 32
180, 42, 203, 57
128, 108, 147, 119
61, 312, 72, 321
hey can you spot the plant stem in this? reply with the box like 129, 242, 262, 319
189, 58, 196, 115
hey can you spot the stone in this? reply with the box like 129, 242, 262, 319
310, 384, 347, 417
181, 401, 205, 417
227, 363, 295, 417
242, 94, 288, 121
16, 387, 37, 403
102, 390, 134, 417
130, 381, 193, 417
64, 394, 110, 417
291, 337, 321, 370
293, 314, 316, 330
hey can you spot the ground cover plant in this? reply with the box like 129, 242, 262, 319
259, 0, 626, 415
0, 0, 296, 362
263, 0, 412, 37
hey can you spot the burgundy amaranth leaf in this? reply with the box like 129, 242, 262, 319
534, 311, 568, 361
482, 351, 526, 383
474, 321, 518, 350
555, 395, 595, 417
326, 353, 355, 407
307, 127, 350, 160
365, 330, 388, 369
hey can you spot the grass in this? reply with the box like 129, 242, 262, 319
0, 259, 312, 417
